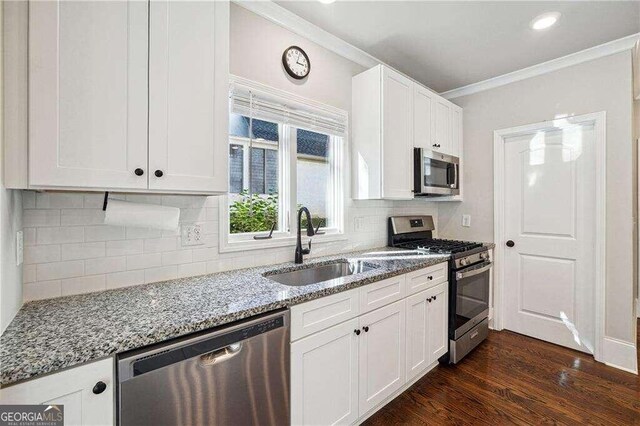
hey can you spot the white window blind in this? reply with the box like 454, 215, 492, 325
229, 77, 348, 137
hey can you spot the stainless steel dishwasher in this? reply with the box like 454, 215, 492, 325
117, 310, 289, 426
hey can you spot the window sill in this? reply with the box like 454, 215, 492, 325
219, 232, 347, 254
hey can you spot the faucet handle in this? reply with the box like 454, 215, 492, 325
305, 240, 312, 254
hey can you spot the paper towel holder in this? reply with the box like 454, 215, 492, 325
103, 192, 109, 211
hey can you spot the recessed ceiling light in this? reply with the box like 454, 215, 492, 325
530, 12, 561, 30
318, 0, 336, 4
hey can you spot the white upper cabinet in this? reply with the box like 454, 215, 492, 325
352, 65, 413, 200
353, 64, 463, 200
28, 1, 149, 190
148, 0, 228, 193
7, 0, 229, 194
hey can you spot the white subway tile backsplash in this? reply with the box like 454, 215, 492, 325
60, 242, 105, 261
24, 209, 60, 227
106, 240, 144, 257
23, 280, 62, 301
178, 262, 207, 278
85, 256, 127, 275
37, 260, 84, 281
161, 250, 192, 266
144, 266, 177, 284
60, 209, 105, 226
85, 225, 125, 242
143, 237, 178, 253
37, 227, 84, 245
36, 192, 84, 209
23, 265, 36, 283
106, 270, 145, 290
61, 275, 106, 296
127, 253, 162, 271
24, 245, 61, 265
21, 191, 439, 301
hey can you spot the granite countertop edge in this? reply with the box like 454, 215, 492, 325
0, 247, 453, 387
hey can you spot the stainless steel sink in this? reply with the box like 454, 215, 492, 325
265, 260, 377, 287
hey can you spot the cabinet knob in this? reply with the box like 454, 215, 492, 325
134, 168, 144, 176
354, 329, 361, 336
427, 297, 432, 303
92, 381, 107, 395
433, 295, 437, 301
427, 275, 433, 280
362, 326, 369, 332
155, 170, 164, 178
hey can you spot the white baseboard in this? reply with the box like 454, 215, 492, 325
601, 336, 638, 374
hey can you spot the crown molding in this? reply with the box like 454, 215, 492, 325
232, 0, 379, 69
441, 33, 640, 100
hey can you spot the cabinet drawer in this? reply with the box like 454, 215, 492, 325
405, 262, 448, 296
359, 275, 406, 314
290, 288, 360, 341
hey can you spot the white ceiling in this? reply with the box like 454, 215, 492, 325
275, 1, 640, 93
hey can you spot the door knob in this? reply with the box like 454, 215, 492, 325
506, 240, 515, 247
134, 168, 144, 176
155, 170, 164, 178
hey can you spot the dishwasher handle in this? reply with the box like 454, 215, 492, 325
200, 342, 243, 366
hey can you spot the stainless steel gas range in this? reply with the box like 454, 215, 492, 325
388, 215, 491, 364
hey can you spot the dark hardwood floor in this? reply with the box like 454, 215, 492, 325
364, 320, 640, 425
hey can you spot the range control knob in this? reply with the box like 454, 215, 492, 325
459, 258, 469, 266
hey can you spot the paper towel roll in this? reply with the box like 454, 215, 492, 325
104, 199, 180, 231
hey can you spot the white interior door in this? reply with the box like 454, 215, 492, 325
503, 124, 596, 353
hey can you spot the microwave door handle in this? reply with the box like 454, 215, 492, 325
456, 262, 492, 280
449, 163, 458, 188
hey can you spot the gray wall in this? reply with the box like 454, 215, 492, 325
438, 51, 636, 343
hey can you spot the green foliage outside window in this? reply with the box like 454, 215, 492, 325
229, 191, 328, 234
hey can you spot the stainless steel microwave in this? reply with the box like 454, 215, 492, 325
413, 148, 460, 196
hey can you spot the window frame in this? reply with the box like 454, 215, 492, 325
220, 119, 346, 253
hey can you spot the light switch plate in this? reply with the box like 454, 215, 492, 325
462, 214, 471, 228
181, 223, 204, 246
16, 230, 23, 265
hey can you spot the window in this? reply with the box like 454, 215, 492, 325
226, 114, 342, 240
222, 78, 348, 251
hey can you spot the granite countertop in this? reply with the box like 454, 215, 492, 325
0, 247, 450, 386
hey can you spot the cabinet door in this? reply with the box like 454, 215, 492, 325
0, 358, 114, 426
381, 67, 413, 199
291, 318, 359, 426
413, 84, 435, 150
451, 106, 463, 158
358, 300, 406, 415
405, 291, 430, 382
148, 1, 229, 193
433, 98, 452, 154
29, 1, 148, 190
427, 283, 449, 362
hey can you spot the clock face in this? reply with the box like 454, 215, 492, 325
282, 46, 310, 80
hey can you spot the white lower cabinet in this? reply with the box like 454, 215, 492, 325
291, 318, 360, 426
0, 358, 114, 426
358, 300, 406, 415
290, 264, 449, 425
406, 283, 448, 382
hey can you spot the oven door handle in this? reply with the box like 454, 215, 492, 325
456, 262, 492, 280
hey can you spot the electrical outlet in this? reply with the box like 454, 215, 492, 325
354, 217, 365, 232
181, 223, 204, 247
462, 214, 471, 228
16, 230, 23, 265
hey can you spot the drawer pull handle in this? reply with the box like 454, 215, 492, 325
92, 381, 107, 395
470, 330, 479, 340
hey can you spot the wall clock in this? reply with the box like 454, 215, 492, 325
282, 46, 310, 80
